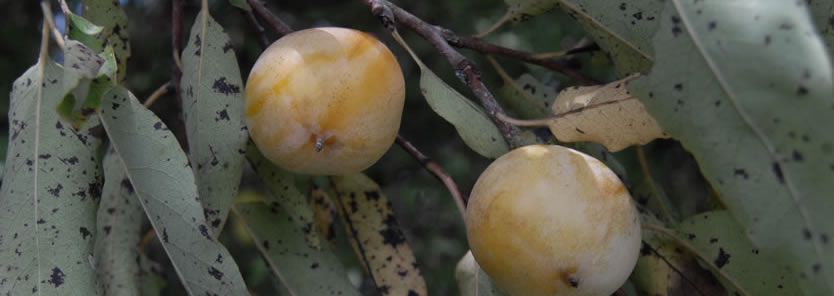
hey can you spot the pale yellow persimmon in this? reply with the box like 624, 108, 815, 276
245, 27, 405, 175
465, 145, 641, 296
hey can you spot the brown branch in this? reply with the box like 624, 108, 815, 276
143, 81, 172, 108
367, 0, 522, 148
396, 135, 467, 216
247, 0, 293, 36
244, 8, 271, 48
172, 0, 184, 93
444, 34, 598, 84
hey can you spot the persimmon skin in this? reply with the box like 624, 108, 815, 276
245, 27, 405, 175
465, 145, 641, 296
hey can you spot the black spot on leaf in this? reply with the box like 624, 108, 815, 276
199, 224, 210, 238
212, 77, 241, 95
208, 267, 224, 280
715, 248, 730, 268
48, 267, 65, 287
772, 162, 785, 184
215, 109, 229, 121
80, 227, 91, 240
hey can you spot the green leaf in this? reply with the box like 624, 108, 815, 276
67, 13, 104, 36
455, 251, 507, 296
817, 2, 834, 58
331, 174, 428, 296
246, 143, 319, 249
233, 197, 360, 296
0, 62, 102, 294
181, 10, 248, 238
228, 0, 251, 11
559, 0, 662, 74
503, 0, 558, 21
57, 40, 105, 127
677, 211, 801, 295
497, 73, 555, 119
629, 1, 834, 294
502, 0, 661, 74
96, 46, 118, 82
392, 33, 508, 158
81, 0, 131, 81
98, 86, 249, 295
94, 149, 145, 294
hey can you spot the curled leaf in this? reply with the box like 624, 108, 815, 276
548, 75, 668, 151
331, 174, 427, 296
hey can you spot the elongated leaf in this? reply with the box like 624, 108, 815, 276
631, 230, 725, 295
819, 3, 834, 58
677, 211, 801, 295
0, 62, 102, 294
228, 0, 251, 11
629, 1, 834, 294
81, 0, 130, 81
558, 0, 662, 74
57, 40, 106, 127
331, 174, 427, 296
498, 73, 556, 119
392, 33, 508, 158
98, 86, 248, 295
181, 10, 248, 238
233, 197, 360, 296
246, 143, 319, 249
548, 75, 668, 151
503, 0, 662, 74
94, 149, 144, 295
455, 251, 506, 296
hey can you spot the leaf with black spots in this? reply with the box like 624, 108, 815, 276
78, 0, 131, 81
629, 1, 834, 293
232, 193, 359, 296
98, 86, 248, 295
181, 10, 248, 237
0, 58, 102, 294
547, 75, 668, 151
502, 0, 662, 74
391, 32, 508, 158
246, 143, 320, 249
676, 211, 800, 295
94, 149, 151, 295
331, 174, 427, 296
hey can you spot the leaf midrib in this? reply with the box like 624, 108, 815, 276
669, 0, 829, 290
559, 0, 654, 62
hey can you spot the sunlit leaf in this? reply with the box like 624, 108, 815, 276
331, 174, 428, 296
547, 75, 668, 151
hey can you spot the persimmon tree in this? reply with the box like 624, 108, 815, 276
1, 0, 833, 295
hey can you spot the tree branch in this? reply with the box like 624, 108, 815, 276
396, 135, 467, 216
244, 8, 271, 48
442, 33, 598, 84
367, 0, 523, 148
247, 0, 293, 36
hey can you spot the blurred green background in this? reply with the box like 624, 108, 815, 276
0, 0, 622, 295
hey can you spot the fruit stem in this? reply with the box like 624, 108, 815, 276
314, 136, 325, 152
